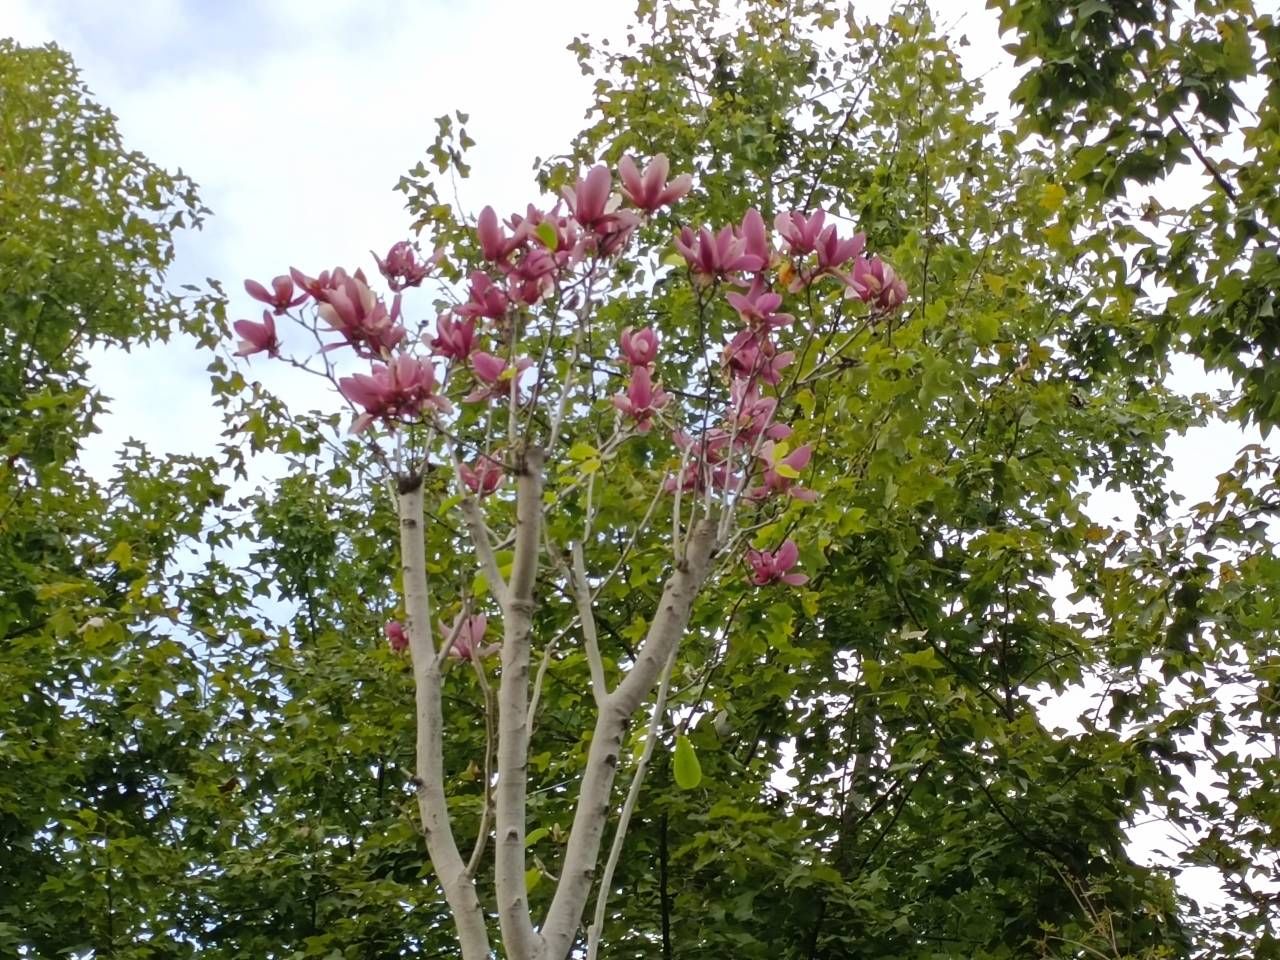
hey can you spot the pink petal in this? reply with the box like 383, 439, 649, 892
244, 279, 272, 304
471, 351, 505, 383
618, 155, 643, 202
628, 367, 654, 408
785, 444, 814, 471
659, 171, 692, 206
477, 206, 505, 260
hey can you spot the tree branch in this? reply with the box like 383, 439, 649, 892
539, 519, 718, 960
466, 657, 495, 878
586, 643, 679, 960
572, 541, 609, 706
458, 489, 509, 607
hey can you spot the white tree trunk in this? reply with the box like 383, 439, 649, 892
399, 479, 491, 960
495, 446, 545, 959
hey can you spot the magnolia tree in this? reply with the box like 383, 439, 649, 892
233, 156, 904, 960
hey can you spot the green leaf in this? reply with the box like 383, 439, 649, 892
973, 312, 999, 346
901, 649, 943, 671
673, 734, 702, 789
535, 220, 559, 251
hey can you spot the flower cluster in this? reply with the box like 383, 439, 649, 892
385, 614, 497, 660
773, 210, 907, 309
374, 241, 439, 292
666, 202, 911, 585
237, 265, 419, 362
233, 155, 907, 595
338, 355, 451, 434
612, 326, 669, 433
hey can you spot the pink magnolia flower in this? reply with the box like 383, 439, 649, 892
455, 271, 509, 322
289, 266, 367, 303
374, 241, 438, 291
618, 154, 692, 212
440, 613, 498, 661
233, 310, 280, 358
815, 224, 866, 272
563, 164, 615, 231
338, 355, 452, 433
465, 351, 533, 403
619, 326, 659, 368
774, 210, 827, 255
477, 205, 521, 262
509, 204, 581, 260
749, 441, 817, 501
428, 313, 477, 361
385, 620, 409, 654
674, 224, 767, 283
726, 277, 794, 330
663, 462, 740, 495
846, 256, 908, 311
746, 540, 808, 586
727, 380, 792, 444
318, 276, 407, 356
723, 329, 794, 385
245, 275, 308, 314
460, 455, 503, 496
507, 247, 558, 305
592, 209, 641, 257
665, 428, 741, 495
612, 366, 670, 433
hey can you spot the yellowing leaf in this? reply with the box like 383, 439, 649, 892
36, 581, 85, 600
106, 541, 133, 565
1043, 222, 1071, 250
1039, 182, 1067, 212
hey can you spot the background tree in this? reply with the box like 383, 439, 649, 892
990, 2, 1280, 955
0, 40, 266, 958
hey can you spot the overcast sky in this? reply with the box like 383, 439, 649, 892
3, 0, 1264, 915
